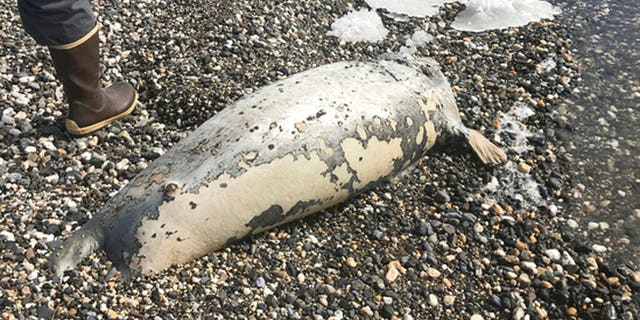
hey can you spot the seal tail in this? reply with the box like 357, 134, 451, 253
49, 220, 104, 279
467, 129, 507, 165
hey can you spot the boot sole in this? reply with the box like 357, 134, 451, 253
65, 92, 138, 136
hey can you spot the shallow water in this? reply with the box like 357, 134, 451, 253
560, 0, 640, 265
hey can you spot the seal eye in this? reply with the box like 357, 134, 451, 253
164, 183, 180, 201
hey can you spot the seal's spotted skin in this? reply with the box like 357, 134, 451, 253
50, 59, 506, 276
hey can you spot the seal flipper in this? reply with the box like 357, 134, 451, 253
49, 220, 104, 279
467, 129, 507, 165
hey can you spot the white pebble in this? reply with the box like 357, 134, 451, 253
443, 295, 456, 306
27, 270, 39, 280
80, 151, 93, 161
592, 244, 607, 253
428, 294, 438, 306
521, 261, 537, 273
14, 111, 28, 122
44, 174, 59, 184
116, 159, 130, 171
66, 200, 78, 209
42, 141, 56, 151
566, 219, 579, 229
561, 251, 576, 266
544, 249, 561, 261
308, 235, 319, 244
0, 230, 16, 242
513, 307, 525, 320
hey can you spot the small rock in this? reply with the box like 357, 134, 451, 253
518, 162, 531, 173
360, 306, 374, 317
0, 231, 16, 242
561, 251, 576, 266
582, 279, 597, 289
106, 309, 118, 319
37, 306, 54, 319
513, 307, 525, 320
544, 249, 561, 261
470, 315, 484, 320
380, 304, 394, 319
493, 203, 505, 215
346, 257, 357, 268
592, 244, 607, 253
385, 260, 406, 282
256, 277, 266, 288
566, 219, 579, 229
520, 261, 538, 273
386, 266, 400, 282
566, 307, 577, 316
44, 174, 59, 184
428, 294, 439, 306
116, 159, 130, 171
443, 295, 455, 306
427, 267, 441, 278
14, 111, 27, 122
518, 273, 531, 285
435, 190, 450, 203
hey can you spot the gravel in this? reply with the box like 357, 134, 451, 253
1, 0, 638, 319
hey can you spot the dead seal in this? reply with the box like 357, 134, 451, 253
50, 58, 506, 276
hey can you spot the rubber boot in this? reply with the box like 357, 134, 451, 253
49, 29, 137, 136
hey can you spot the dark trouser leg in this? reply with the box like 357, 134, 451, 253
18, 0, 96, 47
17, 0, 137, 136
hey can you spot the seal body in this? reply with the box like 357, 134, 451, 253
51, 59, 506, 276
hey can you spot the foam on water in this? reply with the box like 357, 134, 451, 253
452, 0, 561, 32
328, 9, 389, 43
486, 103, 547, 208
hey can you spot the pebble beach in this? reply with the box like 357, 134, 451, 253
1, 0, 638, 319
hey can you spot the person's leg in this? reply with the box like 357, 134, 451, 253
18, 0, 137, 136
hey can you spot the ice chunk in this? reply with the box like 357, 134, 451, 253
365, 0, 453, 17
452, 0, 561, 32
406, 30, 434, 47
393, 29, 435, 56
329, 9, 389, 43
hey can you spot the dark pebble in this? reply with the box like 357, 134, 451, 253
435, 190, 450, 203
380, 304, 394, 319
